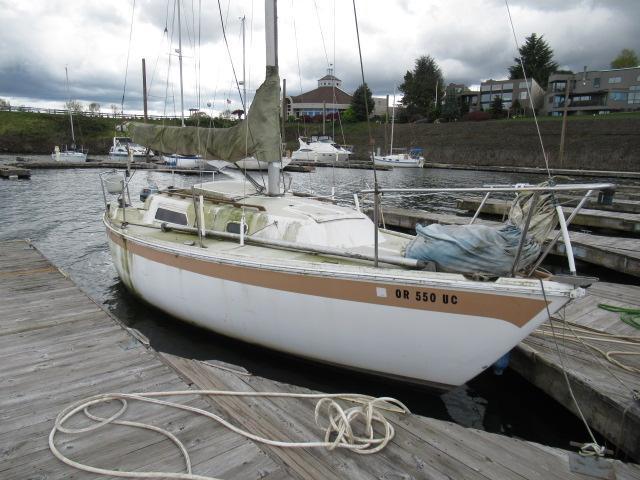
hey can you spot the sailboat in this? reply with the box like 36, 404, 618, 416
103, 0, 611, 389
373, 90, 424, 168
51, 67, 88, 162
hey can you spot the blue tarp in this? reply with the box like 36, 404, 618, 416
405, 222, 541, 276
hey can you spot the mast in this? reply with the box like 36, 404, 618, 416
65, 67, 76, 148
389, 88, 396, 156
265, 0, 280, 195
177, 0, 185, 127
240, 15, 246, 117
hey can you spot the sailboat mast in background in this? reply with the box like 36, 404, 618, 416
177, 0, 185, 127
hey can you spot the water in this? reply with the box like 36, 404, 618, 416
1, 161, 618, 450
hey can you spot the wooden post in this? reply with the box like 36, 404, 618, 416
142, 58, 148, 122
558, 79, 570, 168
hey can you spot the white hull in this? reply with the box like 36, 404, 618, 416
51, 151, 87, 162
230, 157, 292, 171
374, 154, 424, 168
163, 155, 204, 169
107, 225, 570, 389
109, 152, 150, 159
291, 151, 349, 162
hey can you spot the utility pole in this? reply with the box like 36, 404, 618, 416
142, 58, 148, 121
281, 78, 286, 138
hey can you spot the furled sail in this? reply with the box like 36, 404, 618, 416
128, 66, 281, 163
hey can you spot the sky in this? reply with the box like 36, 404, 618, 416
0, 0, 638, 116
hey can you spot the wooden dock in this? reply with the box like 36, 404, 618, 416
372, 207, 640, 278
456, 197, 640, 234
511, 282, 640, 462
0, 165, 31, 179
3, 239, 639, 479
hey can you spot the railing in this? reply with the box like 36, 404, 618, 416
357, 182, 616, 278
0, 105, 183, 121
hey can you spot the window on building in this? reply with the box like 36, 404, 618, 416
610, 92, 628, 102
552, 81, 566, 92
593, 78, 600, 88
520, 91, 528, 100
481, 94, 491, 102
608, 77, 622, 84
502, 83, 513, 91
518, 81, 530, 89
481, 84, 491, 92
491, 84, 502, 92
629, 86, 640, 104
502, 92, 512, 101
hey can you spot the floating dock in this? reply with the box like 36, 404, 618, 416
2, 239, 639, 479
511, 282, 640, 462
371, 207, 640, 278
0, 165, 31, 179
456, 196, 640, 234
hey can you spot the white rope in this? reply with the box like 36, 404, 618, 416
49, 390, 409, 479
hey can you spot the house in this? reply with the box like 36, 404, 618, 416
544, 66, 640, 116
285, 68, 352, 119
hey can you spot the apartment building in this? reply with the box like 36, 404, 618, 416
544, 66, 640, 115
478, 78, 545, 111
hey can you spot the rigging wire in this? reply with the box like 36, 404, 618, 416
216, 0, 245, 112
120, 0, 137, 115
504, 0, 551, 179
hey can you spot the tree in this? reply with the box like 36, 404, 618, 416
341, 106, 357, 123
508, 33, 558, 87
110, 104, 119, 116
88, 102, 101, 114
350, 83, 374, 121
440, 88, 461, 122
65, 100, 84, 112
490, 95, 504, 117
611, 48, 639, 69
399, 55, 444, 120
0, 98, 9, 108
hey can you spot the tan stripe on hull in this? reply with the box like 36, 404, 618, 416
108, 228, 547, 327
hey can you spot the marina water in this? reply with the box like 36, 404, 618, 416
2, 159, 622, 450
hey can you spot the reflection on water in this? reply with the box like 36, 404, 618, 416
1, 160, 617, 450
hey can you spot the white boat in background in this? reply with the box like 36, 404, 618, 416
291, 136, 351, 162
373, 89, 424, 168
102, 0, 608, 390
51, 67, 88, 162
162, 154, 203, 169
109, 137, 153, 159
374, 148, 425, 168
230, 156, 292, 171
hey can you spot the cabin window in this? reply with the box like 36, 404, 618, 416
155, 207, 188, 225
226, 222, 248, 234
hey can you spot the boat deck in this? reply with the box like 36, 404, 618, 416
3, 239, 639, 479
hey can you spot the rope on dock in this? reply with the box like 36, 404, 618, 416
49, 390, 409, 479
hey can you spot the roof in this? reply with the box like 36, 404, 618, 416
319, 74, 340, 81
290, 86, 353, 105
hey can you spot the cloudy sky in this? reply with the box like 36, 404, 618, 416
0, 0, 638, 115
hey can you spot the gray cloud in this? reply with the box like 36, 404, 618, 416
0, 0, 638, 113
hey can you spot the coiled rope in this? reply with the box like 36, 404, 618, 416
49, 390, 409, 479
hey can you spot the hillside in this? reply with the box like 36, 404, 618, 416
284, 114, 640, 172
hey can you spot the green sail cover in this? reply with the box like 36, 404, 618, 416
128, 66, 281, 163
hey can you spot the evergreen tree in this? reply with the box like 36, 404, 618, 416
611, 49, 639, 69
508, 33, 558, 87
440, 88, 461, 122
350, 83, 374, 121
490, 95, 504, 117
399, 55, 444, 120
